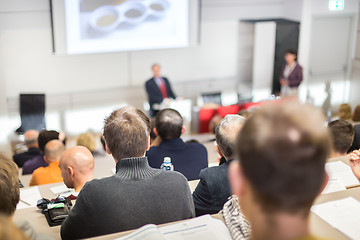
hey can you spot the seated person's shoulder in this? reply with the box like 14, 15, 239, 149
158, 169, 188, 182
147, 145, 159, 153
33, 166, 45, 174
185, 141, 207, 152
198, 165, 227, 183
200, 165, 219, 176
82, 176, 112, 190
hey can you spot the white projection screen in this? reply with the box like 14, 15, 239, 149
51, 0, 198, 55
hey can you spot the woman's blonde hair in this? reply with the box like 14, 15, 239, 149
76, 132, 96, 153
338, 103, 352, 120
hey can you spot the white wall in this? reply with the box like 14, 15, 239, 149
297, 0, 359, 107
350, 5, 360, 107
283, 0, 303, 22
252, 22, 276, 101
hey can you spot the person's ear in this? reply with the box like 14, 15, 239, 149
44, 156, 50, 164
104, 140, 111, 154
228, 161, 246, 198
154, 128, 158, 136
181, 126, 186, 134
146, 136, 151, 151
216, 145, 224, 157
68, 166, 74, 178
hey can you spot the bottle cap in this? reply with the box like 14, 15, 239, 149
164, 157, 171, 163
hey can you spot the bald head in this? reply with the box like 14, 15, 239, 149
24, 130, 39, 148
44, 140, 65, 162
61, 146, 94, 174
59, 146, 94, 191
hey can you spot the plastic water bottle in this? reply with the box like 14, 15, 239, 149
160, 157, 174, 171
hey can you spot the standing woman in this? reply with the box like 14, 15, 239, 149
279, 49, 303, 97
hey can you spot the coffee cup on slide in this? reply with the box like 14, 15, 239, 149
89, 0, 170, 33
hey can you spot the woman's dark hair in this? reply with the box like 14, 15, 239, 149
285, 49, 297, 56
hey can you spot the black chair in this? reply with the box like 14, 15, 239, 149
16, 94, 46, 134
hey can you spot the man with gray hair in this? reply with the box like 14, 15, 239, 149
13, 129, 41, 167
193, 114, 246, 216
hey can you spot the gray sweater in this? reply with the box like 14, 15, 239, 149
61, 157, 195, 239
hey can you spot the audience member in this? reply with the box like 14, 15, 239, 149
76, 132, 96, 153
0, 153, 20, 216
22, 130, 60, 175
220, 195, 251, 240
238, 109, 251, 119
349, 149, 360, 181
193, 114, 246, 216
29, 140, 65, 186
337, 103, 352, 121
228, 101, 331, 240
146, 108, 208, 180
59, 146, 94, 193
328, 119, 354, 161
13, 130, 40, 168
61, 106, 194, 239
348, 124, 360, 153
352, 105, 360, 123
0, 153, 53, 240
209, 114, 223, 134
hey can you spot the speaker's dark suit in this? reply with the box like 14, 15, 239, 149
145, 77, 176, 117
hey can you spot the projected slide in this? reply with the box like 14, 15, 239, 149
64, 0, 189, 54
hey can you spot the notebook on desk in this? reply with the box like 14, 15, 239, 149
325, 161, 360, 188
116, 214, 232, 240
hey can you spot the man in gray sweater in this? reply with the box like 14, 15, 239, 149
61, 106, 195, 239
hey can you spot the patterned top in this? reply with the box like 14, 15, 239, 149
220, 195, 251, 240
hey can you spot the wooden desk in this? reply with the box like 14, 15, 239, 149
13, 183, 66, 239
310, 187, 360, 239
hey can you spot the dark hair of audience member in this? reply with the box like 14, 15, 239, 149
328, 119, 354, 154
238, 109, 250, 119
236, 102, 330, 214
149, 118, 157, 142
37, 130, 60, 153
209, 114, 223, 134
348, 124, 360, 153
0, 153, 20, 216
185, 139, 200, 144
0, 215, 28, 240
352, 105, 360, 122
103, 106, 150, 161
100, 135, 106, 151
155, 109, 183, 141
